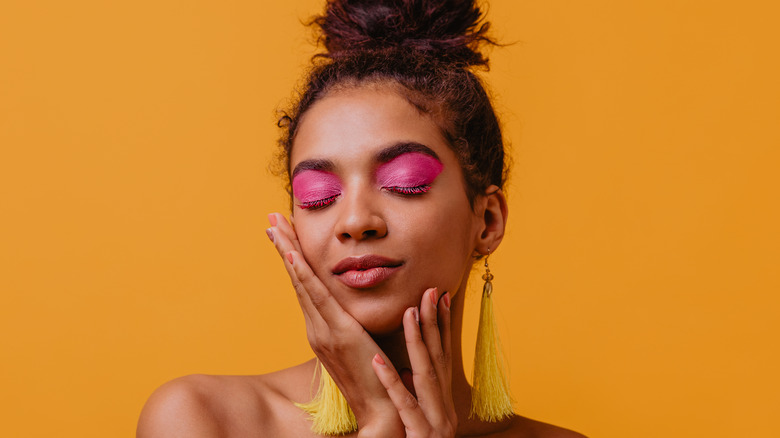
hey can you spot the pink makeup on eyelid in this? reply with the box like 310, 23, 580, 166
292, 170, 342, 203
376, 152, 444, 188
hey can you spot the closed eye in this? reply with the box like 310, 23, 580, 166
298, 194, 340, 210
383, 184, 431, 195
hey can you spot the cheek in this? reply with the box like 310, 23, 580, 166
293, 216, 334, 271
391, 200, 476, 284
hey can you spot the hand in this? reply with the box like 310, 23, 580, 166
371, 288, 457, 438
266, 213, 403, 435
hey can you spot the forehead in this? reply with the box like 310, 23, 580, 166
291, 86, 451, 169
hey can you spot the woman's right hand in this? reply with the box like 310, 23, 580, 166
266, 213, 405, 436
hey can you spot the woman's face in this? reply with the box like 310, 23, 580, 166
290, 85, 483, 335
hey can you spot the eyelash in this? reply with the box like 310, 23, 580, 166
298, 194, 340, 210
297, 184, 431, 210
384, 184, 431, 195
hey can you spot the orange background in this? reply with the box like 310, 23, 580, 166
1, 0, 778, 436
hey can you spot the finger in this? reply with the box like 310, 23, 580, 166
269, 214, 354, 331
420, 287, 454, 415
267, 213, 321, 325
437, 292, 453, 382
286, 250, 353, 328
267, 214, 308, 275
266, 225, 320, 331
419, 288, 449, 389
267, 213, 303, 261
404, 305, 448, 427
438, 292, 456, 424
269, 213, 304, 255
372, 353, 431, 434
272, 214, 341, 323
266, 222, 341, 338
271, 214, 343, 326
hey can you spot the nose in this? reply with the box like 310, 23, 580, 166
334, 187, 388, 242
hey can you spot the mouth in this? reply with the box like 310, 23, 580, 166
332, 255, 404, 289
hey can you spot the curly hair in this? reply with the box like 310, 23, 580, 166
276, 0, 508, 205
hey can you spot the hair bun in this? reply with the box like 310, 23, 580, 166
315, 0, 495, 66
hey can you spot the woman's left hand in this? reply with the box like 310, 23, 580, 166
370, 287, 458, 438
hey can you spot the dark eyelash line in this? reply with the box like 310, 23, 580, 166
298, 194, 340, 210
297, 184, 431, 211
384, 184, 431, 195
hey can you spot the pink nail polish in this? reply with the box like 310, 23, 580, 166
430, 287, 438, 306
374, 354, 386, 366
286, 252, 294, 264
268, 213, 277, 226
412, 307, 419, 323
265, 228, 274, 243
443, 292, 451, 310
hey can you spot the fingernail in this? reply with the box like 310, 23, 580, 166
267, 213, 277, 226
265, 228, 274, 243
443, 292, 451, 310
412, 307, 419, 323
286, 252, 294, 265
373, 353, 386, 366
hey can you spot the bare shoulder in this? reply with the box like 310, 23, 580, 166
137, 374, 268, 437
137, 360, 318, 438
504, 415, 587, 438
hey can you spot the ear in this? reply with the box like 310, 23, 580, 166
474, 185, 509, 256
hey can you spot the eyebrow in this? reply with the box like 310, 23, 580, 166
376, 142, 441, 163
291, 158, 335, 179
291, 142, 441, 178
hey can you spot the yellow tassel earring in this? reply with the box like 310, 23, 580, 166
471, 249, 514, 422
295, 361, 358, 435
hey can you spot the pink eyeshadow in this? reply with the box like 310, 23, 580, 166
292, 170, 342, 203
376, 152, 444, 188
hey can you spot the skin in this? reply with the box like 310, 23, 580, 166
137, 85, 586, 438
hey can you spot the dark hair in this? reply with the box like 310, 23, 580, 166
277, 0, 508, 204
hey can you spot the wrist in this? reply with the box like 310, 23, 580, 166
354, 401, 404, 438
356, 420, 404, 438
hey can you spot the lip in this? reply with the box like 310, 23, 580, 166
332, 255, 404, 289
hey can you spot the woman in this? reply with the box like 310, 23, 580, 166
138, 0, 584, 436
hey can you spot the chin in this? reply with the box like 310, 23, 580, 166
345, 300, 408, 336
